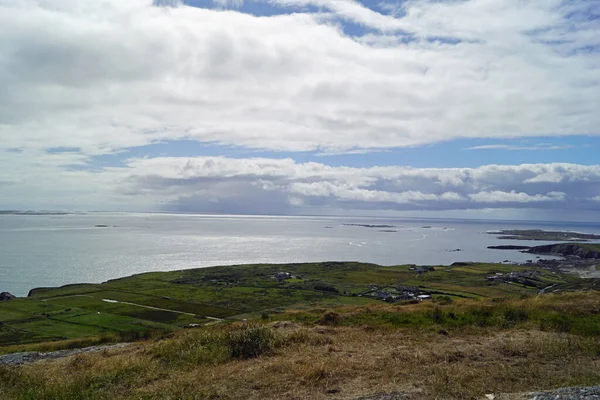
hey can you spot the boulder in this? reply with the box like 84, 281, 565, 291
0, 292, 16, 301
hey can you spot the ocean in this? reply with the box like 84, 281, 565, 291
1, 212, 600, 297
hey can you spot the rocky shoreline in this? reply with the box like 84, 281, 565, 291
489, 243, 600, 280
489, 243, 600, 259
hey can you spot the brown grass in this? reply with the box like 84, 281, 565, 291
2, 292, 600, 399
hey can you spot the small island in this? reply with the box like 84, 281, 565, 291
344, 223, 396, 228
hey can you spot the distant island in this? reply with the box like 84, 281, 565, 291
344, 223, 396, 228
0, 210, 73, 216
487, 229, 600, 241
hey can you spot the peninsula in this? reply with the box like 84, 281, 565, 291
487, 229, 600, 241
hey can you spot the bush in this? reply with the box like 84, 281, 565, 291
435, 296, 453, 305
316, 311, 341, 325
471, 308, 493, 327
313, 284, 339, 293
226, 324, 278, 360
429, 307, 445, 323
503, 308, 528, 327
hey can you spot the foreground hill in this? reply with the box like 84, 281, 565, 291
1, 261, 599, 399
1, 291, 600, 399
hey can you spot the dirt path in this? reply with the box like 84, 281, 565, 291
41, 295, 224, 322
100, 298, 224, 322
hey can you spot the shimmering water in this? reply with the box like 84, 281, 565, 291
1, 213, 599, 296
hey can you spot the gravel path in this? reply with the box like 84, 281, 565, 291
0, 343, 130, 366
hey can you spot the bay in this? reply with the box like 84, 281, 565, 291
1, 212, 599, 297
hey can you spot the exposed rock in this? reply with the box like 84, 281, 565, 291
527, 244, 600, 259
0, 292, 15, 301
529, 385, 600, 399
489, 385, 600, 399
0, 343, 130, 366
488, 245, 531, 250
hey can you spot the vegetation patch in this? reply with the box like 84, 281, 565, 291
0, 261, 594, 349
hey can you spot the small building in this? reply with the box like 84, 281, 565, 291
417, 294, 432, 301
374, 291, 397, 302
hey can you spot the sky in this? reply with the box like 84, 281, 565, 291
0, 0, 599, 220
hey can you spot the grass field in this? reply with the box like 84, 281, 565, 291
2, 291, 600, 399
580, 243, 600, 252
0, 261, 594, 350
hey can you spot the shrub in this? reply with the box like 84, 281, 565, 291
435, 296, 453, 305
503, 308, 528, 327
471, 308, 493, 327
226, 324, 278, 360
316, 311, 341, 325
429, 307, 445, 323
313, 284, 339, 293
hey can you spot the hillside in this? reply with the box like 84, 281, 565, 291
2, 291, 600, 399
0, 261, 576, 349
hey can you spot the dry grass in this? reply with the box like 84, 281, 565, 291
2, 292, 600, 400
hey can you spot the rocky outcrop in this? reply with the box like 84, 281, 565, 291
527, 244, 600, 259
488, 245, 531, 250
0, 292, 15, 301
0, 343, 130, 366
491, 385, 600, 399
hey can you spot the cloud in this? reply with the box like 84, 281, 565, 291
464, 144, 575, 151
101, 157, 600, 213
468, 190, 566, 203
0, 0, 598, 157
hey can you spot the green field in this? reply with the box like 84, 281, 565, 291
0, 261, 593, 350
580, 243, 600, 252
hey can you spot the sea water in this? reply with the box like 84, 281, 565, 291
1, 213, 599, 296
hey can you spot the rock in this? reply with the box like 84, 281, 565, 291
0, 343, 130, 366
488, 245, 531, 250
528, 385, 600, 399
527, 244, 600, 259
0, 292, 15, 301
490, 385, 600, 399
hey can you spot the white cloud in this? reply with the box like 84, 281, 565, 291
93, 157, 600, 213
0, 0, 598, 156
2, 147, 600, 213
468, 190, 566, 203
464, 144, 575, 151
